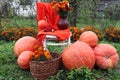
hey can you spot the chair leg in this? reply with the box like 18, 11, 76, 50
62, 41, 65, 50
68, 36, 71, 45
43, 39, 47, 49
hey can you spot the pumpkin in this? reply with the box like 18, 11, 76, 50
62, 41, 95, 70
14, 36, 40, 57
79, 31, 98, 48
17, 51, 34, 69
38, 20, 52, 32
94, 44, 119, 70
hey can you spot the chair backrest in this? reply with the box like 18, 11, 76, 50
36, 2, 60, 30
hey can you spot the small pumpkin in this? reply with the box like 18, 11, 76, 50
38, 20, 52, 32
62, 41, 95, 70
17, 51, 34, 69
94, 44, 119, 69
79, 31, 98, 48
14, 36, 41, 57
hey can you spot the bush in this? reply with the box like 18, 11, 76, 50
105, 26, 120, 43
0, 27, 37, 41
69, 27, 82, 42
70, 26, 104, 42
83, 26, 104, 40
2, 26, 120, 43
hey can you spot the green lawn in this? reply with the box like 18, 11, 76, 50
0, 40, 120, 80
77, 19, 120, 28
1, 18, 37, 29
0, 41, 34, 80
1, 17, 120, 80
1, 18, 120, 30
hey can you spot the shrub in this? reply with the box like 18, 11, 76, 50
69, 27, 82, 42
0, 27, 37, 41
105, 26, 120, 43
69, 26, 104, 42
83, 26, 104, 40
2, 26, 117, 43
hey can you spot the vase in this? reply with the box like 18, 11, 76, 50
58, 16, 69, 30
29, 52, 62, 80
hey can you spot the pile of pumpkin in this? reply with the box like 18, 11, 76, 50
62, 31, 119, 70
14, 31, 119, 70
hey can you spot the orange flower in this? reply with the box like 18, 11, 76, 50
44, 49, 53, 60
1, 31, 5, 35
32, 45, 52, 61
34, 54, 40, 59
51, 0, 72, 17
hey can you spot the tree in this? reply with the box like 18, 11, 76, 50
69, 0, 80, 27
0, 1, 3, 31
0, 0, 13, 31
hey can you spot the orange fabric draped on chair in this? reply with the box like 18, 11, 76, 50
36, 2, 70, 42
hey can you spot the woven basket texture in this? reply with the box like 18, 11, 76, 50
30, 53, 62, 80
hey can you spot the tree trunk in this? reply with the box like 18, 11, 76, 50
0, 19, 2, 32
69, 0, 77, 27
73, 0, 77, 27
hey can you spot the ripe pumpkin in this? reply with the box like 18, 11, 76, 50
62, 41, 95, 70
79, 31, 98, 48
94, 44, 119, 70
14, 36, 40, 57
38, 20, 52, 32
17, 51, 34, 69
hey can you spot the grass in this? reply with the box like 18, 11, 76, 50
0, 40, 120, 80
1, 17, 37, 29
76, 19, 120, 28
1, 17, 120, 30
0, 41, 34, 80
1, 17, 120, 80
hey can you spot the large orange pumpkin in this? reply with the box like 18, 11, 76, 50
62, 41, 95, 70
17, 51, 34, 69
14, 36, 40, 57
94, 44, 119, 70
79, 31, 98, 48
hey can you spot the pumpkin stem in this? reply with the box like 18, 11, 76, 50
106, 55, 110, 59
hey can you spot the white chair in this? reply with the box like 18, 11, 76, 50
43, 34, 71, 50
36, 2, 71, 51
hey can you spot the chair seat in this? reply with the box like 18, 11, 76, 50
45, 35, 69, 46
46, 35, 57, 40
46, 42, 68, 46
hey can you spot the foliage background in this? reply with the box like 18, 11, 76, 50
0, 0, 120, 29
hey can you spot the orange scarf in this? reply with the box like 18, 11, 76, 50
36, 2, 70, 42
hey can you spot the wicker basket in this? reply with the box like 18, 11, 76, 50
30, 52, 62, 80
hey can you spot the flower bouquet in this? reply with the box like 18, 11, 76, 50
30, 45, 62, 80
50, 0, 73, 30
51, 0, 73, 17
